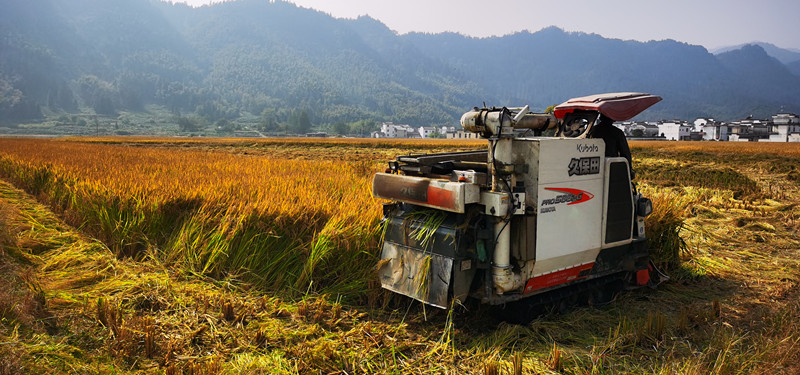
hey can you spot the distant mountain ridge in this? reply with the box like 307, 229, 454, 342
713, 42, 800, 65
1, 0, 799, 131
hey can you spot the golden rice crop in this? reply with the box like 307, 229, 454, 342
2, 137, 794, 299
0, 138, 388, 297
630, 140, 800, 157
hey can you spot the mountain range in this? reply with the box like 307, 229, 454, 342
712, 42, 800, 65
1, 0, 799, 132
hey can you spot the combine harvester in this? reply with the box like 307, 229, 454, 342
373, 92, 667, 321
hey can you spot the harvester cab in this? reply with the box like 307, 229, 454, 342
373, 92, 666, 314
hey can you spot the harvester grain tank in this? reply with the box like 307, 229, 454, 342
372, 92, 666, 317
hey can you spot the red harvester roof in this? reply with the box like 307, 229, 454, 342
553, 92, 662, 121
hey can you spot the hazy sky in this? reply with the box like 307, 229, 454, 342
177, 0, 800, 51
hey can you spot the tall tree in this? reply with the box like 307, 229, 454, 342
289, 110, 312, 134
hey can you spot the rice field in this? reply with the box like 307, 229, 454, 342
1, 137, 799, 374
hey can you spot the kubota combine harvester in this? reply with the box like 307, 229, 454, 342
373, 92, 667, 318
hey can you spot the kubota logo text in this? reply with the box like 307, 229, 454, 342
541, 187, 594, 206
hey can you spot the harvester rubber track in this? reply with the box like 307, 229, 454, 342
493, 272, 628, 324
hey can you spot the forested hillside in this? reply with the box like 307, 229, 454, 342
1, 0, 799, 134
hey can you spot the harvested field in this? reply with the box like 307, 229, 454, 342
1, 137, 799, 374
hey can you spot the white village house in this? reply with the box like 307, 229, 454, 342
372, 122, 454, 139
728, 117, 770, 142
694, 118, 730, 141
371, 122, 418, 138
657, 120, 692, 141
766, 113, 800, 142
418, 126, 437, 138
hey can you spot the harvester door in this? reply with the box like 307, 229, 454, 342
601, 157, 635, 247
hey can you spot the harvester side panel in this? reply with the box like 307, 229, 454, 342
531, 139, 605, 280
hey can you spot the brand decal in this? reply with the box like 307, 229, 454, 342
576, 143, 599, 153
541, 187, 594, 206
568, 156, 600, 176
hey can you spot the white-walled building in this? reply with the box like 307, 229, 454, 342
729, 117, 770, 142
694, 118, 729, 141
372, 123, 458, 139
372, 122, 418, 138
446, 130, 480, 139
657, 121, 692, 140
767, 113, 800, 142
419, 126, 436, 138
